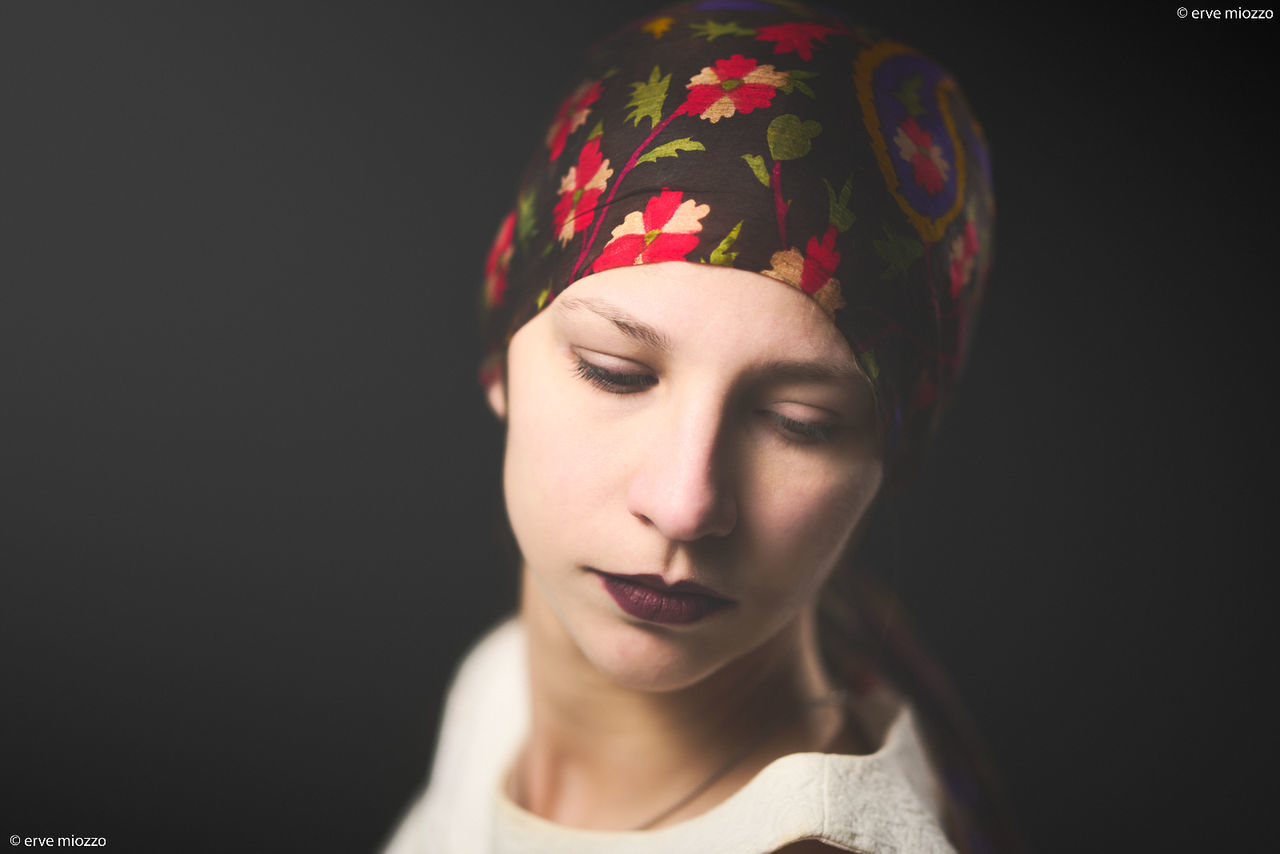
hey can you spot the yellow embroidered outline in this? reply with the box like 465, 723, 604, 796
854, 42, 967, 245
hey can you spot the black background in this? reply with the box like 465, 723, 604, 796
2, 2, 1273, 852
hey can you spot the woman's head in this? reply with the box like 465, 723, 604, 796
479, 0, 994, 687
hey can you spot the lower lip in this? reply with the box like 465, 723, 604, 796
598, 573, 732, 625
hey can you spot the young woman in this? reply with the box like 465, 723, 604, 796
385, 1, 1006, 850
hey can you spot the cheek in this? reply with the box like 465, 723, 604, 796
507, 392, 615, 510
745, 459, 880, 593
502, 348, 625, 564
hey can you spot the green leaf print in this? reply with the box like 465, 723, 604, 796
780, 69, 818, 99
858, 351, 880, 382
516, 187, 538, 249
891, 74, 926, 117
742, 154, 771, 187
767, 114, 822, 161
635, 137, 706, 165
627, 66, 671, 129
688, 19, 756, 41
708, 220, 744, 266
824, 175, 855, 232
873, 223, 923, 280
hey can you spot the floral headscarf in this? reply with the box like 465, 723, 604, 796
480, 0, 995, 485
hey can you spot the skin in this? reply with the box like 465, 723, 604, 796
487, 261, 884, 837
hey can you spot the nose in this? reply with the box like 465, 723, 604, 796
626, 398, 737, 542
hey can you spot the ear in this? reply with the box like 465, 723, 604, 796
484, 375, 507, 420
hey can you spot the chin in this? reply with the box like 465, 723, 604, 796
573, 610, 737, 693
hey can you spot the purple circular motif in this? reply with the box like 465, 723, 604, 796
876, 57, 957, 214
855, 43, 967, 243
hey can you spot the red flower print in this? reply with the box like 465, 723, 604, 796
800, 225, 841, 295
755, 21, 845, 61
553, 139, 613, 246
893, 117, 950, 194
679, 55, 789, 123
761, 225, 845, 316
545, 80, 603, 161
948, 220, 980, 298
482, 211, 515, 309
592, 190, 710, 272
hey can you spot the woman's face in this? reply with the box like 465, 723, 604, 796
498, 262, 883, 692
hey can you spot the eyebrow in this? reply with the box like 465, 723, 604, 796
748, 358, 866, 385
556, 296, 672, 353
555, 295, 865, 385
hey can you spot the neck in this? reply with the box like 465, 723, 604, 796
512, 566, 842, 830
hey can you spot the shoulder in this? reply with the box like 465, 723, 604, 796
452, 616, 524, 684
423, 618, 528, 791
803, 706, 959, 853
381, 619, 527, 853
436, 617, 526, 744
430, 617, 525, 723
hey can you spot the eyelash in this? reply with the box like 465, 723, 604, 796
573, 356, 657, 393
768, 413, 835, 444
572, 356, 836, 445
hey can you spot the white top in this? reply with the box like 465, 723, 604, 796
382, 620, 957, 853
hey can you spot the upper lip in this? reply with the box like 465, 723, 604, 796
594, 570, 734, 602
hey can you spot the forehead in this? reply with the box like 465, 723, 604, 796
552, 262, 858, 371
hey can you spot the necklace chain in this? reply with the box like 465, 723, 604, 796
632, 688, 849, 831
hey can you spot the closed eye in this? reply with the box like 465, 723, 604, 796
574, 356, 657, 394
766, 411, 836, 444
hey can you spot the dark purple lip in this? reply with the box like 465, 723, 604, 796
594, 571, 734, 625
